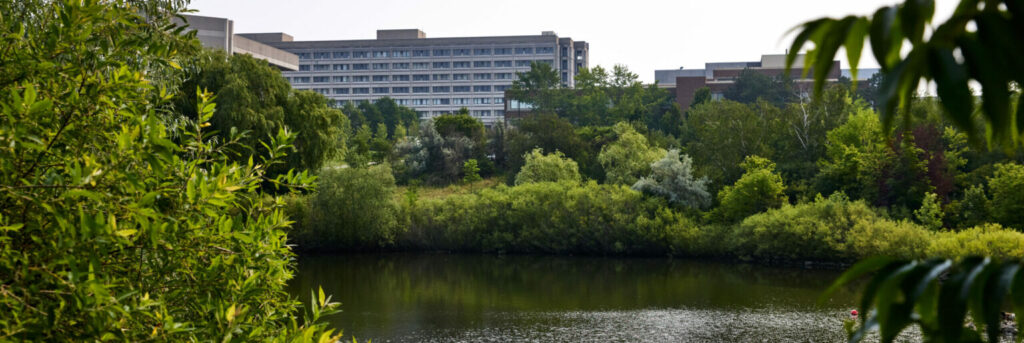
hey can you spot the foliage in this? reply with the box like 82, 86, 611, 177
343, 97, 417, 139
787, 0, 1024, 149
823, 257, 1024, 343
945, 185, 990, 229
714, 156, 788, 222
178, 50, 348, 176
690, 87, 711, 109
462, 159, 482, 184
393, 120, 477, 184
722, 69, 796, 106
503, 113, 588, 178
515, 148, 582, 185
914, 192, 943, 231
0, 1, 339, 340
988, 162, 1024, 230
598, 122, 665, 185
685, 100, 776, 186
293, 165, 400, 251
928, 223, 1024, 260
632, 149, 712, 209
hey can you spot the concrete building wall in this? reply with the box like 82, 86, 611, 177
177, 15, 299, 71
232, 35, 299, 71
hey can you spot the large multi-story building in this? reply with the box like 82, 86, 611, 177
176, 15, 299, 71
239, 29, 589, 125
655, 54, 881, 110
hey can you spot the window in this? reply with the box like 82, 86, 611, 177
333, 64, 350, 70
411, 98, 430, 105
352, 63, 369, 70
515, 60, 532, 67
472, 110, 492, 117
495, 109, 505, 116
561, 47, 568, 55
432, 62, 450, 69
392, 87, 410, 93
352, 75, 369, 82
352, 51, 369, 58
432, 86, 450, 93
473, 85, 492, 92
333, 88, 349, 94
432, 74, 450, 80
393, 50, 410, 58
412, 74, 430, 81
494, 60, 513, 67
313, 76, 330, 83
495, 73, 514, 80
313, 88, 330, 95
453, 86, 470, 92
296, 52, 311, 60
494, 48, 513, 55
494, 98, 505, 104
352, 87, 369, 94
372, 87, 389, 94
474, 48, 491, 55
372, 50, 388, 58
473, 73, 491, 80
453, 98, 471, 105
452, 73, 470, 80
392, 63, 410, 69
372, 63, 389, 70
515, 47, 533, 54
392, 75, 410, 81
433, 98, 451, 105
535, 59, 553, 66
332, 76, 349, 82
473, 61, 491, 68
412, 62, 430, 70
394, 99, 410, 105
473, 98, 491, 104
299, 65, 311, 71
372, 75, 388, 82
536, 47, 554, 54
453, 61, 471, 69
313, 64, 330, 71
333, 51, 350, 59
413, 49, 430, 57
314, 52, 331, 59
433, 49, 450, 56
412, 86, 430, 93
494, 85, 511, 91
453, 48, 471, 56
335, 100, 350, 106
292, 77, 310, 83
562, 72, 568, 83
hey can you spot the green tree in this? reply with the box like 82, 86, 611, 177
914, 192, 943, 231
632, 149, 712, 209
989, 163, 1024, 230
685, 100, 776, 187
462, 159, 482, 184
722, 69, 796, 106
295, 164, 400, 250
690, 86, 712, 109
598, 122, 666, 185
178, 50, 347, 175
714, 156, 788, 222
0, 1, 339, 340
515, 148, 582, 185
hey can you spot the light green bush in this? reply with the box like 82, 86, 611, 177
989, 163, 1024, 230
715, 155, 787, 222
515, 148, 582, 185
294, 165, 400, 250
928, 224, 1024, 260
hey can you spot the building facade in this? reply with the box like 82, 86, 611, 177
655, 54, 861, 110
241, 29, 589, 126
176, 15, 299, 71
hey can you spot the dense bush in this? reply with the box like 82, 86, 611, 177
714, 156, 787, 222
632, 149, 711, 209
292, 165, 400, 251
598, 122, 665, 185
989, 163, 1024, 230
515, 148, 582, 185
928, 223, 1024, 260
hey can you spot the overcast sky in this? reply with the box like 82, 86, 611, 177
188, 0, 957, 84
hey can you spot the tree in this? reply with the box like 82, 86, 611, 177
0, 1, 338, 340
685, 100, 776, 187
504, 113, 587, 176
632, 149, 712, 209
914, 192, 943, 231
787, 0, 1024, 149
722, 69, 796, 106
690, 86, 712, 109
462, 159, 482, 184
989, 163, 1024, 230
509, 61, 562, 113
714, 156, 788, 222
598, 122, 666, 185
515, 148, 582, 185
178, 50, 347, 175
296, 164, 400, 250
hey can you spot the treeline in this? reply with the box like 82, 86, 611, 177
286, 63, 1024, 262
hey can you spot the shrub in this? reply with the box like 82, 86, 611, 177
632, 149, 712, 209
294, 165, 400, 250
515, 148, 582, 185
914, 192, 943, 231
928, 223, 1024, 260
989, 163, 1024, 230
714, 155, 787, 222
598, 122, 665, 185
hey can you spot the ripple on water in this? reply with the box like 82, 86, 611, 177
383, 308, 924, 343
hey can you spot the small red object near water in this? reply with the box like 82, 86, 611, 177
850, 310, 859, 316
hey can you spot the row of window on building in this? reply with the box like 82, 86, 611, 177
302, 85, 510, 95
288, 73, 519, 83
295, 47, 556, 60
297, 60, 552, 71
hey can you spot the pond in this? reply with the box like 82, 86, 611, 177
287, 253, 871, 342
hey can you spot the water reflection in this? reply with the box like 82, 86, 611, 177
288, 253, 864, 342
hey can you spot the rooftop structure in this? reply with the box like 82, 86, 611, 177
176, 14, 299, 71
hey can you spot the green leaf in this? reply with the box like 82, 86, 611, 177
929, 46, 975, 136
938, 257, 989, 341
981, 263, 1019, 343
844, 18, 869, 83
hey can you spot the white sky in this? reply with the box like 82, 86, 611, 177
188, 0, 957, 84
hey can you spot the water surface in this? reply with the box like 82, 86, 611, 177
288, 253, 873, 342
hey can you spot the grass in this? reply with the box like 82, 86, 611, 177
395, 177, 503, 201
